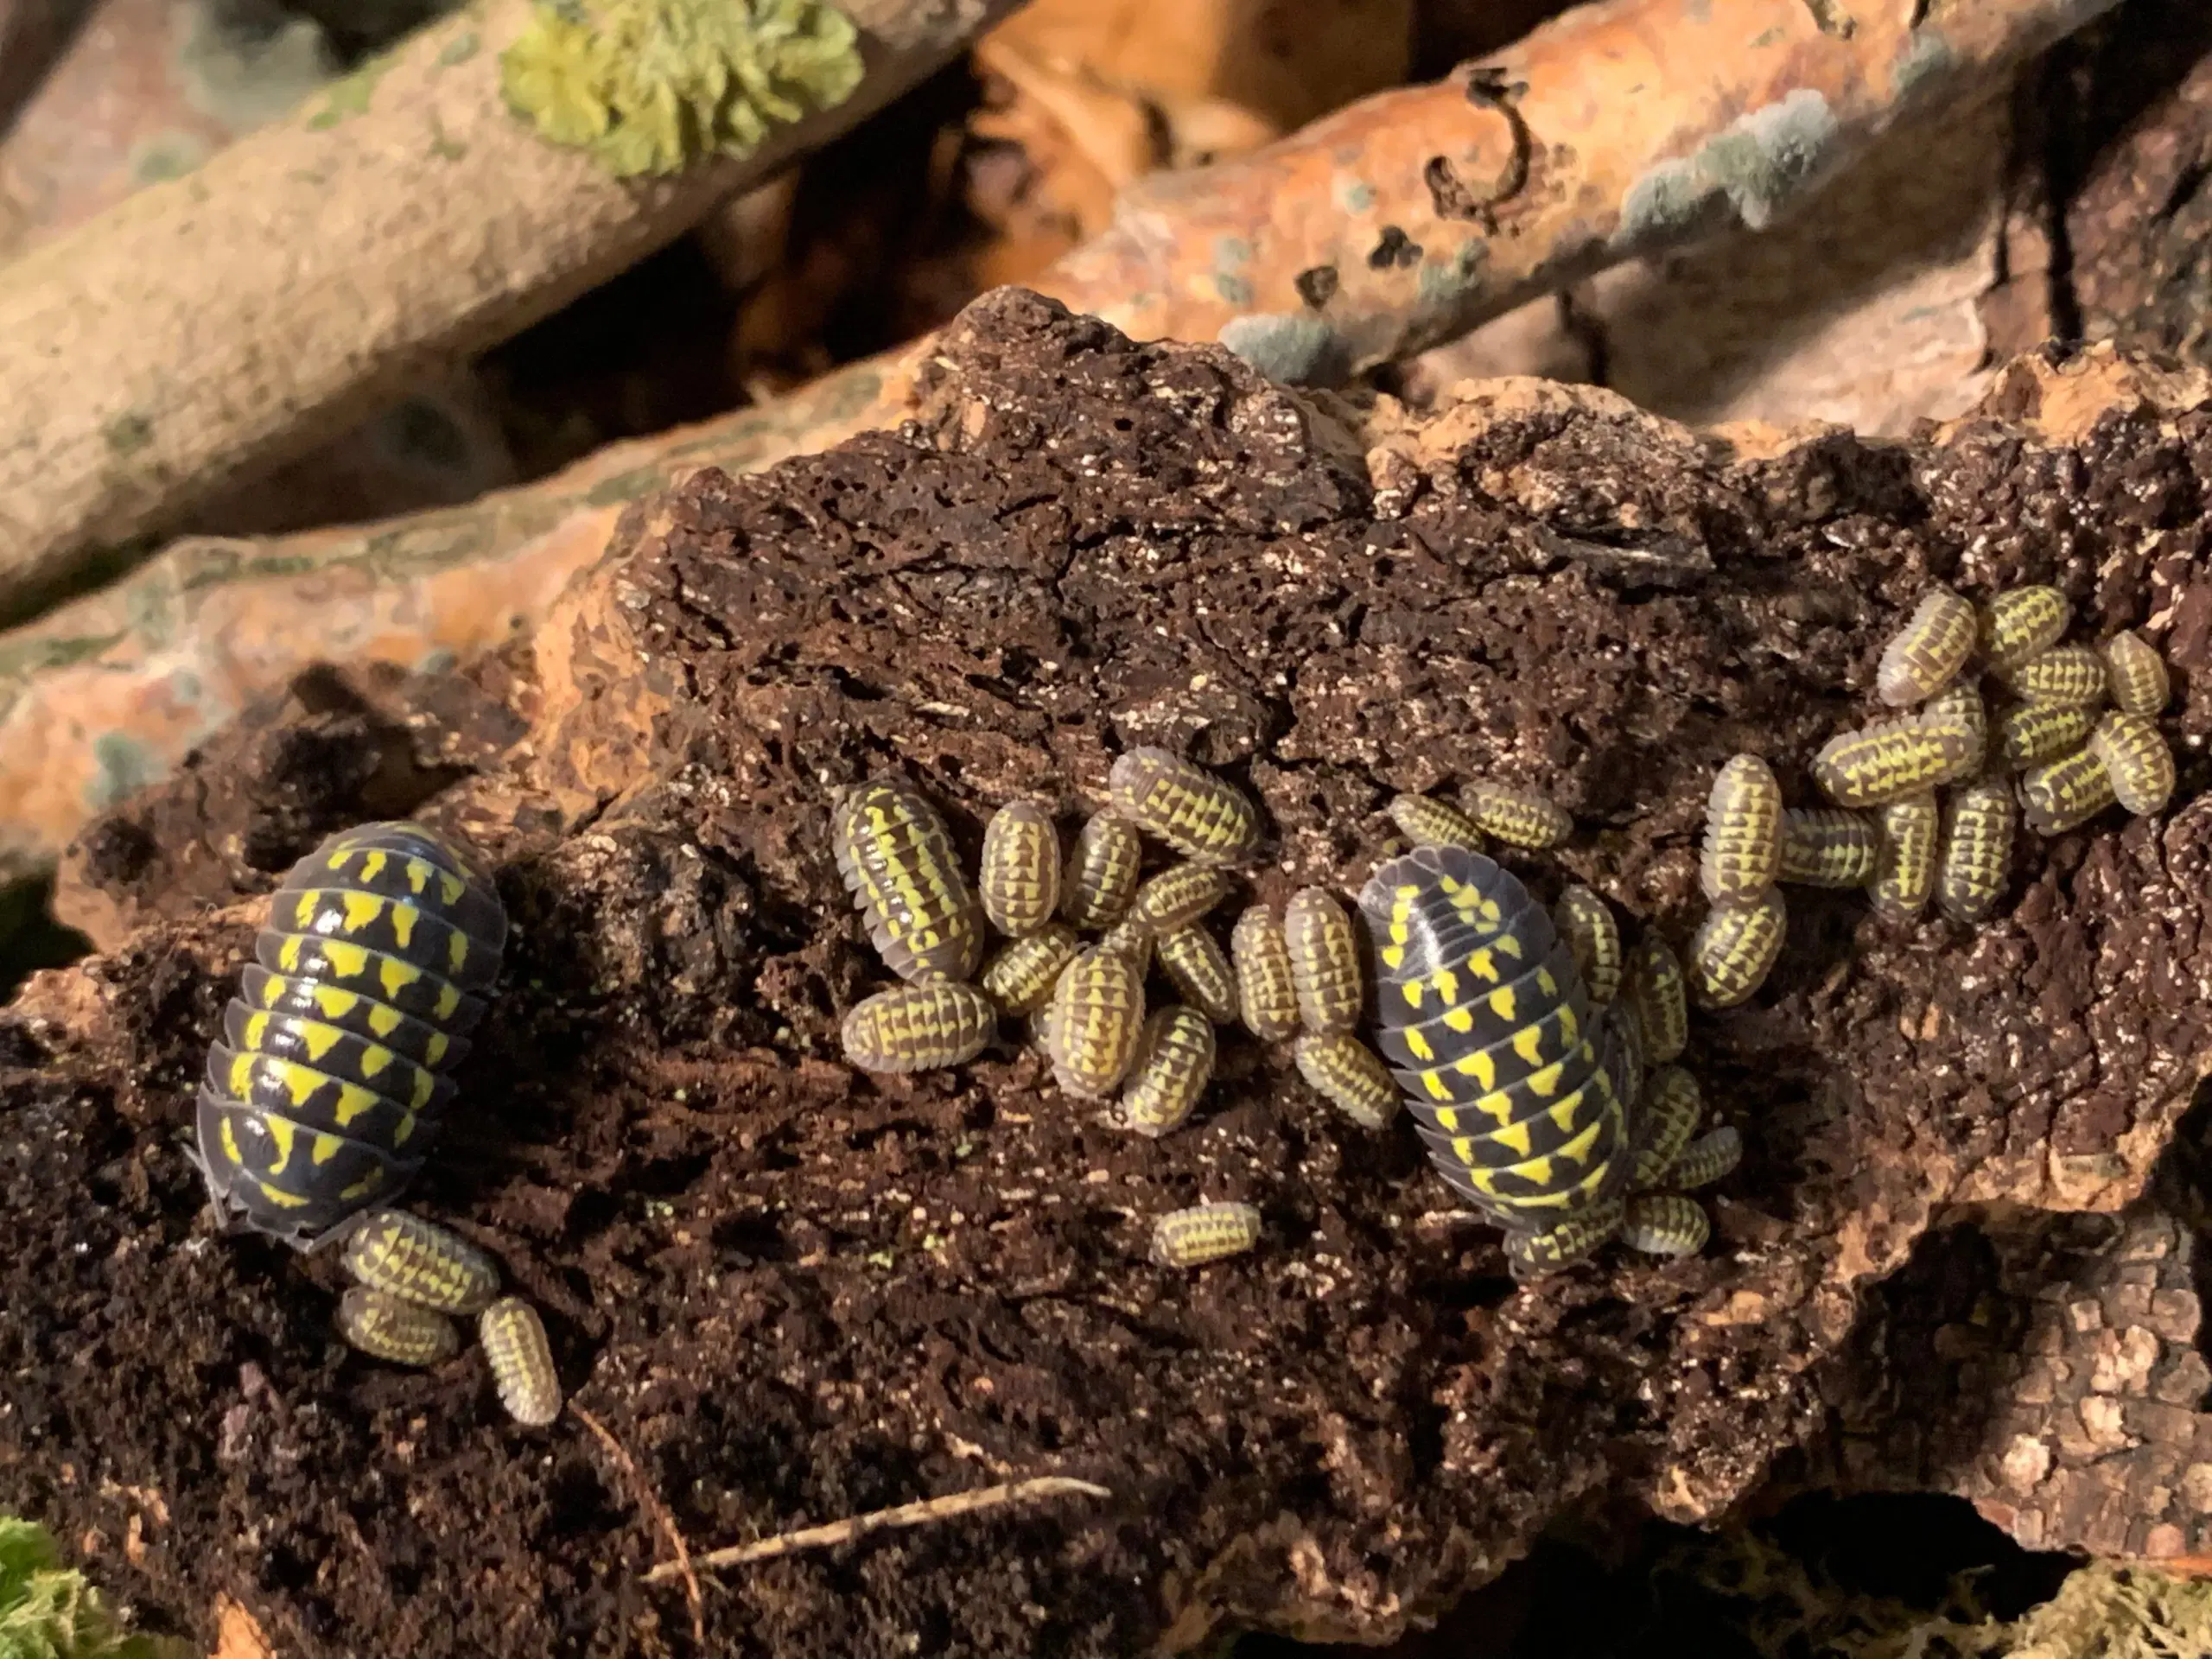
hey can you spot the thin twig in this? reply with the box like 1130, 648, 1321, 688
646, 1476, 1114, 1581
573, 1405, 705, 1642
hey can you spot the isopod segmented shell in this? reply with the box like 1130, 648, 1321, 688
2088, 710, 2176, 816
1686, 889, 1786, 1009
1876, 588, 1977, 706
1059, 813, 1144, 929
2000, 645, 2107, 708
1504, 1199, 1625, 1279
1631, 1066, 1703, 1190
337, 1286, 461, 1366
1870, 793, 1938, 921
1778, 808, 1878, 887
1293, 1032, 1398, 1129
480, 1296, 562, 1427
1666, 1126, 1743, 1190
1922, 679, 1986, 754
1095, 914, 1154, 971
1048, 946, 1147, 1097
1108, 748, 1261, 867
1283, 887, 1364, 1036
2018, 747, 2117, 836
1993, 701, 2100, 772
2102, 630, 2171, 717
1155, 925, 1240, 1023
1120, 1006, 1217, 1138
1149, 1201, 1262, 1267
979, 924, 1083, 1015
1230, 906, 1301, 1040
1700, 754, 1783, 901
1459, 781, 1573, 849
1620, 1193, 1710, 1257
978, 801, 1060, 937
1812, 714, 1980, 808
1937, 779, 2016, 924
832, 780, 985, 983
1133, 861, 1235, 931
1552, 885, 1621, 1005
342, 1211, 499, 1315
1979, 585, 2070, 674
1386, 793, 1484, 851
1601, 1001, 1645, 1111
841, 983, 998, 1074
1624, 937, 1688, 1064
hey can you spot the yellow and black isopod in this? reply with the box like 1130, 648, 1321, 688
978, 800, 1060, 937
2102, 630, 2171, 717
1059, 813, 1144, 930
1686, 889, 1786, 1008
2088, 710, 2176, 816
1812, 714, 1979, 807
1922, 679, 1986, 753
1133, 861, 1235, 931
337, 1286, 461, 1367
1552, 886, 1621, 1005
1777, 808, 1879, 887
1108, 748, 1261, 867
1876, 587, 1977, 706
1230, 906, 1301, 1040
342, 1210, 500, 1315
980, 924, 1083, 1016
1993, 701, 2100, 772
833, 780, 986, 983
1155, 925, 1240, 1023
1999, 645, 2107, 708
1149, 1201, 1262, 1267
1870, 793, 1938, 920
1121, 1006, 1217, 1138
1936, 779, 2016, 924
1284, 887, 1364, 1036
1625, 937, 1689, 1064
1700, 754, 1783, 902
1665, 1127, 1742, 1190
1386, 793, 1484, 850
1620, 1193, 1710, 1258
195, 820, 506, 1250
1631, 1066, 1703, 1190
480, 1296, 562, 1426
1048, 946, 1147, 1097
841, 983, 999, 1074
1294, 1032, 1399, 1129
1601, 1002, 1645, 1112
1459, 781, 1573, 849
2018, 747, 2117, 836
1979, 585, 2070, 673
1506, 1198, 1626, 1276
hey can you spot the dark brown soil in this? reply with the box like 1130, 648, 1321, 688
8, 291, 2212, 1658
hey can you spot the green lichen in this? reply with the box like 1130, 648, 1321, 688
1615, 86, 1840, 249
1217, 313, 1349, 387
0, 1516, 188, 1659
499, 0, 865, 178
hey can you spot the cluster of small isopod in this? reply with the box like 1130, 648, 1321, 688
1680, 585, 2178, 1008
332, 1209, 561, 1426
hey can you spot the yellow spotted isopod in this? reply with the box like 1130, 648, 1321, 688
1386, 793, 1484, 850
1230, 906, 1302, 1040
979, 923, 1083, 1015
1048, 946, 1147, 1097
1666, 1127, 1743, 1190
2000, 645, 2107, 708
1060, 814, 1145, 929
1778, 808, 1878, 887
978, 801, 1060, 937
841, 983, 999, 1073
1293, 1032, 1399, 1129
1686, 888, 1787, 1009
342, 1211, 500, 1315
1283, 887, 1364, 1035
1459, 781, 1573, 849
2019, 747, 2117, 836
1936, 779, 2016, 924
1993, 701, 2100, 772
1631, 1066, 1703, 1190
2101, 630, 2171, 717
480, 1296, 562, 1427
1148, 1201, 1262, 1267
1870, 793, 1939, 920
1108, 748, 1261, 867
2088, 710, 2176, 816
1625, 937, 1689, 1064
1133, 861, 1235, 931
1813, 715, 1980, 807
832, 780, 986, 983
1620, 1193, 1710, 1258
337, 1286, 461, 1367
1156, 925, 1240, 1023
1979, 585, 2070, 673
1876, 588, 1977, 706
1120, 1007, 1217, 1138
1700, 754, 1783, 901
1553, 885, 1622, 1005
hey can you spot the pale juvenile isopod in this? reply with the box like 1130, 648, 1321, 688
832, 780, 986, 983
2018, 747, 2117, 836
1293, 1032, 1398, 1129
1700, 754, 1783, 901
1812, 715, 1979, 807
1979, 585, 2069, 673
1283, 887, 1364, 1035
2102, 630, 2171, 717
1553, 885, 1621, 1004
1686, 889, 1786, 1009
1156, 925, 1240, 1023
342, 1211, 500, 1315
1133, 861, 1235, 931
1631, 1066, 1703, 1189
1120, 1007, 1217, 1138
1876, 588, 1976, 706
2088, 710, 2177, 816
1993, 701, 2100, 772
1230, 906, 1301, 1040
1048, 946, 1147, 1097
1149, 1201, 1262, 1267
1459, 781, 1572, 849
978, 801, 1060, 937
337, 1286, 461, 1366
1778, 808, 1878, 887
1936, 779, 2016, 924
2000, 645, 2107, 708
480, 1295, 562, 1427
1108, 748, 1261, 867
979, 924, 1082, 1015
1870, 793, 1938, 920
841, 983, 999, 1074
1059, 814, 1143, 929
1621, 1193, 1710, 1257
1666, 1126, 1743, 1190
1386, 793, 1484, 850
1625, 937, 1688, 1064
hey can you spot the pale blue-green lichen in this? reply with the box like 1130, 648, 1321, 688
86, 734, 161, 810
1615, 86, 1840, 248
1891, 28, 1954, 99
500, 0, 866, 178
1217, 314, 1349, 387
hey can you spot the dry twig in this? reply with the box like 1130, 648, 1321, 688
573, 1405, 705, 1643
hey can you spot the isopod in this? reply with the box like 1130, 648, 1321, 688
1552, 885, 1621, 1004
1667, 1125, 1743, 1190
1293, 1032, 1399, 1129
480, 1296, 561, 1427
1978, 585, 2069, 673
2000, 645, 2107, 707
1155, 925, 1240, 1023
2018, 747, 2117, 836
841, 983, 998, 1074
337, 1286, 461, 1367
1132, 861, 1235, 931
1620, 1193, 1710, 1257
1624, 937, 1689, 1064
1459, 781, 1572, 849
1700, 754, 1783, 902
1120, 1007, 1217, 1138
979, 924, 1083, 1016
2101, 630, 2171, 717
1631, 1066, 1703, 1190
1686, 889, 1786, 1009
1283, 887, 1363, 1036
832, 780, 985, 982
2088, 710, 2176, 816
1230, 906, 1301, 1040
1993, 701, 2100, 772
1870, 793, 1938, 920
978, 800, 1060, 937
1876, 587, 1976, 706
1059, 813, 1144, 929
1777, 808, 1878, 887
1048, 946, 1147, 1097
1108, 748, 1260, 867
1936, 779, 2016, 924
1386, 793, 1484, 850
341, 1211, 500, 1315
1149, 1201, 1262, 1267
1812, 715, 1978, 807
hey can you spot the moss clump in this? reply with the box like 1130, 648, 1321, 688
0, 1518, 187, 1659
500, 0, 864, 177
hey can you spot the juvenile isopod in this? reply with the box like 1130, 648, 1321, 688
342, 1211, 500, 1315
1283, 887, 1364, 1035
1293, 1033, 1398, 1129
1813, 715, 1979, 808
1993, 701, 2100, 772
1230, 906, 1301, 1040
1552, 885, 1621, 1004
1386, 793, 1484, 850
2102, 630, 2171, 717
832, 781, 986, 983
337, 1286, 461, 1366
1876, 587, 1976, 705
1155, 925, 1240, 1023
480, 1296, 562, 1427
1624, 937, 1688, 1064
1700, 754, 1783, 901
1149, 1201, 1262, 1267
978, 801, 1060, 936
1108, 748, 1261, 867
1665, 1127, 1743, 1190
1459, 781, 1573, 849
841, 983, 999, 1074
1048, 946, 1147, 1097
1936, 779, 2016, 924
1631, 1066, 1703, 1189
1133, 861, 1235, 931
1999, 645, 2107, 708
1777, 808, 1878, 887
1504, 1199, 1625, 1278
1979, 585, 2070, 673
2088, 710, 2176, 816
1120, 1007, 1217, 1138
1686, 889, 1786, 1009
1870, 793, 1938, 920
1620, 1193, 1710, 1258
979, 924, 1082, 1015
2018, 747, 2117, 836
1059, 814, 1144, 929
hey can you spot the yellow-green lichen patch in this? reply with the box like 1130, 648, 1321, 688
500, 0, 865, 179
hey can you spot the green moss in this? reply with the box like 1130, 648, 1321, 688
0, 1516, 188, 1659
499, 0, 865, 178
